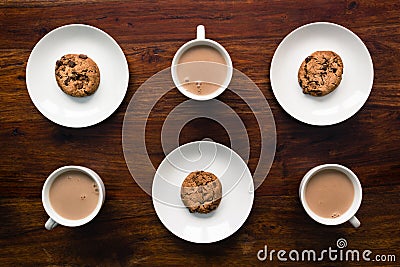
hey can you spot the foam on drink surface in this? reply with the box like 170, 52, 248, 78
49, 170, 99, 220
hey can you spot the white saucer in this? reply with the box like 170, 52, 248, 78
152, 141, 254, 243
26, 24, 129, 128
270, 22, 373, 126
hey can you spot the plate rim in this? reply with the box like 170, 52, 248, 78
270, 21, 374, 126
152, 140, 254, 243
26, 23, 129, 128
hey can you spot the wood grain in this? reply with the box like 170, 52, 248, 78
0, 0, 399, 266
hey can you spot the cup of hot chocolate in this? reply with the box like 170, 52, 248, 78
299, 164, 362, 228
171, 25, 233, 101
42, 165, 105, 230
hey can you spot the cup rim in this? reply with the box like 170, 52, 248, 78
299, 164, 362, 226
171, 38, 233, 101
42, 165, 105, 227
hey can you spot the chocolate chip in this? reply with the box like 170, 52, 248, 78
79, 74, 89, 81
64, 77, 70, 85
332, 68, 337, 73
305, 56, 312, 63
68, 60, 76, 67
79, 54, 88, 59
56, 60, 63, 68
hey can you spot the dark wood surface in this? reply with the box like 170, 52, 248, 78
1, 0, 399, 266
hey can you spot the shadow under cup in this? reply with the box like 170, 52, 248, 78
42, 166, 105, 229
299, 164, 362, 227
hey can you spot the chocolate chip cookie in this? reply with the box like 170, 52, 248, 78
55, 54, 100, 97
298, 51, 344, 96
180, 171, 222, 214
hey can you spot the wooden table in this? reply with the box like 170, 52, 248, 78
1, 0, 399, 266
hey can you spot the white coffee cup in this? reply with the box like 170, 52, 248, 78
171, 25, 233, 101
42, 165, 105, 230
299, 164, 362, 228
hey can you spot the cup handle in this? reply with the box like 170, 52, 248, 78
349, 216, 361, 228
197, 25, 205, 40
45, 218, 58, 230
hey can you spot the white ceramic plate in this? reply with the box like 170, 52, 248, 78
26, 24, 129, 128
270, 22, 373, 126
152, 141, 254, 243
